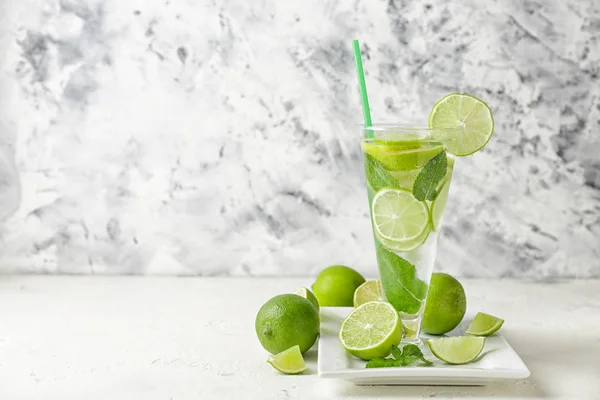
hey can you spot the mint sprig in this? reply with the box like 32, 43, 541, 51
364, 154, 401, 192
365, 344, 433, 368
412, 151, 447, 201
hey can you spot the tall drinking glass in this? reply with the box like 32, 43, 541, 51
361, 125, 456, 343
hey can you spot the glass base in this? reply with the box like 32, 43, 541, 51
401, 316, 423, 344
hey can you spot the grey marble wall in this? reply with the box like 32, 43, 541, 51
0, 0, 598, 277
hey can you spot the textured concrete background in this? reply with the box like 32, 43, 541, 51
0, 0, 598, 277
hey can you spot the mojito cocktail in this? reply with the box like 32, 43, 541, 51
362, 126, 455, 343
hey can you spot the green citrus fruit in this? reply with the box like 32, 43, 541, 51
421, 272, 467, 335
266, 345, 306, 374
427, 336, 486, 364
295, 287, 320, 311
353, 280, 384, 307
428, 93, 494, 156
339, 301, 403, 360
466, 312, 504, 336
312, 265, 365, 307
255, 294, 320, 354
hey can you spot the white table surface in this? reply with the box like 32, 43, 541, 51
0, 276, 599, 400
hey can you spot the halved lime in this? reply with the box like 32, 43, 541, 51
266, 345, 306, 374
339, 301, 402, 360
466, 312, 504, 336
371, 189, 430, 250
428, 93, 494, 156
295, 287, 320, 311
427, 336, 486, 365
353, 280, 384, 307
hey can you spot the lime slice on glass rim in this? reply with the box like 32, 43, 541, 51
339, 301, 403, 360
266, 345, 307, 374
466, 312, 505, 336
427, 336, 486, 365
353, 280, 384, 307
371, 189, 431, 252
428, 93, 494, 156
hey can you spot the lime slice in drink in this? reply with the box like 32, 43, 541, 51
295, 287, 320, 311
339, 301, 403, 360
378, 225, 431, 252
371, 189, 431, 251
353, 280, 384, 307
266, 345, 307, 374
388, 168, 421, 190
362, 141, 444, 172
466, 312, 504, 336
428, 93, 494, 156
427, 336, 486, 365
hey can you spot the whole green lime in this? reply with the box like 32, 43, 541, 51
422, 272, 467, 335
312, 265, 366, 307
255, 294, 320, 354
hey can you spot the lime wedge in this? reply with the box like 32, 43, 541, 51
428, 93, 494, 156
427, 336, 486, 365
295, 287, 320, 311
466, 312, 504, 336
339, 301, 402, 360
371, 189, 430, 251
266, 345, 306, 374
353, 280, 384, 307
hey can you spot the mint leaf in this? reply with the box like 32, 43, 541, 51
413, 150, 447, 201
375, 241, 428, 314
391, 345, 402, 361
399, 344, 433, 366
364, 344, 433, 369
365, 358, 400, 368
364, 154, 400, 192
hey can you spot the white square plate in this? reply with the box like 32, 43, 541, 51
318, 307, 530, 386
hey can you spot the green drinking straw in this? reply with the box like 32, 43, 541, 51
352, 40, 373, 137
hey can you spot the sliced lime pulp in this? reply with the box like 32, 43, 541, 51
466, 312, 504, 336
371, 189, 431, 251
353, 280, 384, 307
267, 345, 307, 374
295, 287, 320, 311
339, 301, 402, 360
427, 336, 486, 365
428, 93, 494, 156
